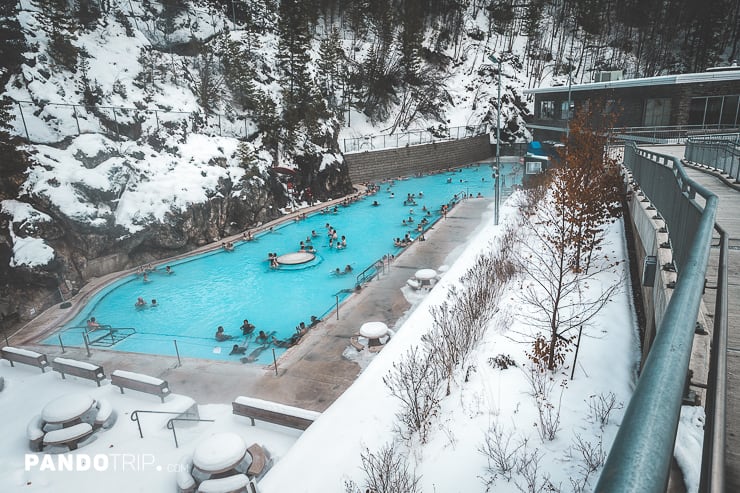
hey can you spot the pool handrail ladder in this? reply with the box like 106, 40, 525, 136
595, 142, 725, 492
58, 325, 137, 348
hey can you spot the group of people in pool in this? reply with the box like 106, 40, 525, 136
216, 315, 322, 355
134, 297, 158, 308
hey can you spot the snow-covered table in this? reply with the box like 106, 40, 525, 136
359, 321, 390, 347
192, 432, 250, 475
41, 394, 95, 426
414, 268, 437, 286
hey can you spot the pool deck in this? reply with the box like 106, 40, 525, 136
8, 194, 494, 412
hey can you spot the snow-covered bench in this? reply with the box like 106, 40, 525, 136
26, 414, 45, 452
246, 443, 271, 479
1, 346, 49, 372
349, 336, 365, 352
176, 454, 196, 493
93, 398, 116, 430
52, 357, 106, 386
232, 396, 320, 431
111, 370, 170, 403
196, 473, 249, 493
43, 422, 93, 451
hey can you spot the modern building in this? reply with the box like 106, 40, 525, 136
523, 68, 740, 142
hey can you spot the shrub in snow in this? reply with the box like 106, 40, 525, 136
383, 346, 442, 443
352, 442, 420, 493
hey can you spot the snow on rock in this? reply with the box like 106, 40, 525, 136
21, 133, 249, 234
1, 200, 55, 268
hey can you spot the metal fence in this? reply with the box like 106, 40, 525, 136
10, 99, 257, 144
342, 124, 488, 153
596, 143, 721, 491
685, 137, 740, 182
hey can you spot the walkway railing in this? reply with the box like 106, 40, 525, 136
685, 137, 740, 182
596, 143, 720, 491
342, 124, 487, 154
611, 124, 739, 145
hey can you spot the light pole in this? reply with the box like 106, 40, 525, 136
488, 54, 502, 225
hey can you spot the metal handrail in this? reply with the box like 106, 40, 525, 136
166, 417, 215, 448
596, 143, 718, 492
355, 254, 393, 286
699, 225, 728, 492
610, 125, 740, 145
685, 138, 740, 182
130, 410, 190, 439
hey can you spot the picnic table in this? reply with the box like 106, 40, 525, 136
41, 394, 96, 427
192, 432, 251, 475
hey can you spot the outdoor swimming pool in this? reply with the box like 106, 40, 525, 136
44, 162, 523, 363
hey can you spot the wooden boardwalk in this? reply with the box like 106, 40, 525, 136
645, 145, 740, 489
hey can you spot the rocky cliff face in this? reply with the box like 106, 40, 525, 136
0, 147, 354, 326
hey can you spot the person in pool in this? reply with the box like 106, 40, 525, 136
215, 326, 233, 341
230, 344, 247, 355
241, 319, 256, 336
255, 330, 269, 344
135, 297, 147, 308
86, 317, 101, 331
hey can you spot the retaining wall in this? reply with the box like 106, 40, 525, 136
344, 134, 492, 183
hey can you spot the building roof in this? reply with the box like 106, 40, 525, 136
523, 69, 740, 95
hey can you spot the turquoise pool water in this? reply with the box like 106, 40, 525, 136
45, 162, 522, 363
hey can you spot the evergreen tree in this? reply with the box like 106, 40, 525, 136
221, 35, 260, 111
399, 0, 423, 84
36, 0, 79, 71
277, 0, 315, 133
316, 27, 345, 109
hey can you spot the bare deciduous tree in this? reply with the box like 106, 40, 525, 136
514, 191, 623, 370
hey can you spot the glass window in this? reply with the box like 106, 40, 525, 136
705, 97, 723, 126
643, 98, 671, 126
560, 101, 573, 120
540, 101, 555, 119
720, 96, 739, 126
688, 98, 706, 126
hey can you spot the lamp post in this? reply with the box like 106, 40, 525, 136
488, 53, 502, 225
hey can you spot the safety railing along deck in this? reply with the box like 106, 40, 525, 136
342, 124, 487, 153
596, 143, 722, 491
685, 136, 740, 183
610, 124, 739, 145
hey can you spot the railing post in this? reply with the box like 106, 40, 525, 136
16, 101, 30, 141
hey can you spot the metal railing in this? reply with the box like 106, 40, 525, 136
342, 124, 487, 154
700, 224, 728, 492
596, 143, 720, 491
610, 124, 739, 145
685, 137, 740, 182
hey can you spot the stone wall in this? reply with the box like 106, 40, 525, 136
625, 186, 682, 365
344, 135, 492, 184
